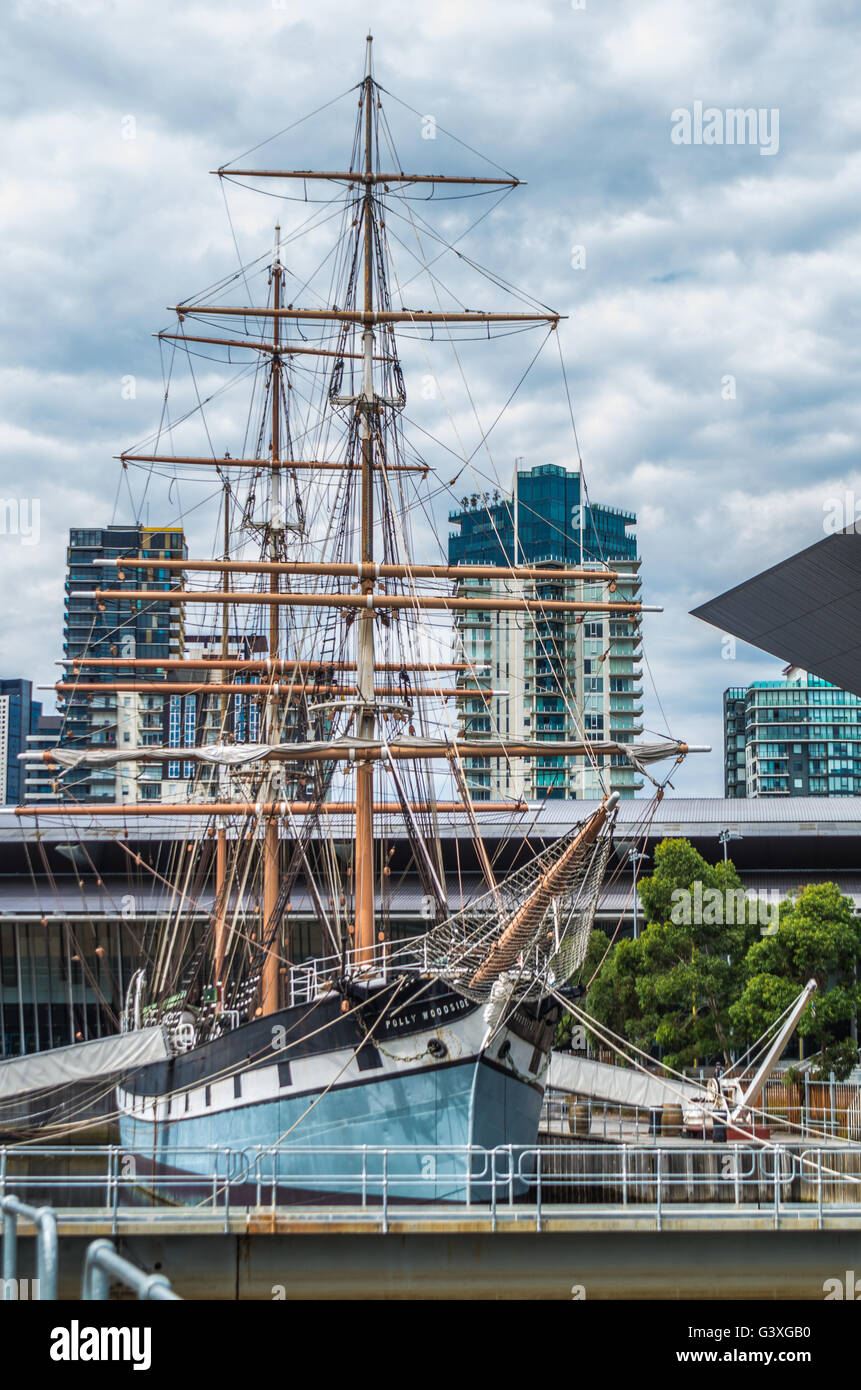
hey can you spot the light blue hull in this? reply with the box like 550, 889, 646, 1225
119, 1054, 544, 1203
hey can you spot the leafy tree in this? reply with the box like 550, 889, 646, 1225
586, 838, 759, 1070
730, 882, 861, 1080
583, 933, 649, 1052
555, 928, 621, 1050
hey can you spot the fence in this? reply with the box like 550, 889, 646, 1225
1, 1142, 860, 1234
761, 1076, 861, 1139
1, 1195, 57, 1299
544, 1069, 861, 1141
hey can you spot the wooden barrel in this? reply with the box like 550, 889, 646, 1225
567, 1099, 591, 1136
661, 1103, 684, 1137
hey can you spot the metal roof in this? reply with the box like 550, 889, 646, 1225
4, 796, 861, 843
691, 526, 861, 696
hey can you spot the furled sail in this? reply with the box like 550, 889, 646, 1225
30, 737, 691, 771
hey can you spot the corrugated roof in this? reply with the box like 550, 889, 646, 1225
5, 796, 861, 843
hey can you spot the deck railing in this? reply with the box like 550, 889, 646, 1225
286, 933, 429, 1003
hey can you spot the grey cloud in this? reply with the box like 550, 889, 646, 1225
2, 0, 860, 796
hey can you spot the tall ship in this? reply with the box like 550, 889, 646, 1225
16, 38, 700, 1201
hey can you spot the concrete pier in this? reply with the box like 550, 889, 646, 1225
7, 1205, 861, 1299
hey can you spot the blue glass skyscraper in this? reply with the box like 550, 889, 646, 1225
448, 464, 643, 800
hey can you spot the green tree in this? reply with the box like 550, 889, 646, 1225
555, 928, 624, 1049
586, 838, 759, 1070
731, 882, 861, 1080
582, 931, 651, 1056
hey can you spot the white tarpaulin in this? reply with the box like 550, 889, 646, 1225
549, 1051, 698, 1108
0, 1027, 169, 1100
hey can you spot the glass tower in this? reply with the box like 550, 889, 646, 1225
0, 679, 42, 804
724, 666, 861, 797
448, 464, 643, 800
62, 524, 187, 803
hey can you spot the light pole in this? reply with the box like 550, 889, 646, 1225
627, 847, 650, 940
718, 827, 743, 863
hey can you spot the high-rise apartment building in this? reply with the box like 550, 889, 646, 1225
0, 679, 42, 804
22, 710, 63, 803
724, 666, 861, 797
161, 632, 268, 804
448, 463, 643, 800
62, 525, 187, 803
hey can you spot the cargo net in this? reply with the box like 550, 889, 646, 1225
407, 821, 613, 1003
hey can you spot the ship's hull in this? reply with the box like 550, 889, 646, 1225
117, 979, 555, 1203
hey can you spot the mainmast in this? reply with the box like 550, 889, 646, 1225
262, 225, 285, 1013
213, 478, 230, 991
354, 35, 377, 966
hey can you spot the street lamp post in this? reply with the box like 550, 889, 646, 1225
628, 847, 649, 940
718, 827, 743, 863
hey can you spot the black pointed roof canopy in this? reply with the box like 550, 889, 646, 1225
691, 526, 861, 697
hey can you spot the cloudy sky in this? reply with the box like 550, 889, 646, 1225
1, 0, 859, 796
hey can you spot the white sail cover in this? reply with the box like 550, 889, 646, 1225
31, 737, 687, 774
0, 1027, 169, 1100
549, 1052, 698, 1106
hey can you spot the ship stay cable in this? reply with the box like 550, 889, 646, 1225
551, 985, 861, 1164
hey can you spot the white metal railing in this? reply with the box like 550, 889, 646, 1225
1, 1141, 855, 1234
1, 1195, 58, 1300
286, 934, 429, 1005
1, 1204, 180, 1300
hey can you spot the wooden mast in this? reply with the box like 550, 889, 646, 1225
89, 587, 650, 616
354, 35, 376, 967
261, 227, 283, 1014
15, 799, 524, 818
56, 681, 484, 698
213, 478, 230, 992
69, 658, 482, 673
118, 453, 425, 473
34, 738, 689, 765
12, 43, 715, 1055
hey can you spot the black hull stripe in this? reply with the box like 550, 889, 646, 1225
126, 981, 484, 1097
